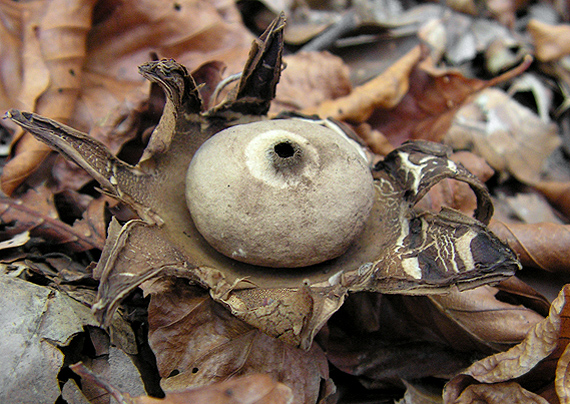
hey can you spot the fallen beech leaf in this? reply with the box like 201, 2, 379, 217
72, 362, 294, 404
528, 19, 570, 62
444, 284, 570, 402
301, 45, 423, 123
0, 184, 106, 251
147, 280, 332, 404
270, 51, 351, 114
445, 87, 560, 184
1, 0, 97, 195
489, 220, 570, 272
453, 381, 549, 404
429, 285, 545, 350
369, 55, 532, 146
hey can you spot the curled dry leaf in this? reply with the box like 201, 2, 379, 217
528, 19, 570, 62
489, 220, 570, 272
444, 284, 570, 403
147, 280, 331, 403
445, 87, 560, 184
0, 184, 106, 251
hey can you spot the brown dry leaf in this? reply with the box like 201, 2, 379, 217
429, 285, 545, 350
445, 87, 560, 184
532, 181, 570, 220
489, 220, 570, 272
147, 280, 332, 404
0, 184, 106, 251
270, 51, 352, 114
368, 54, 531, 146
1, 0, 97, 195
528, 19, 570, 62
72, 362, 294, 404
453, 381, 549, 404
301, 45, 423, 123
444, 284, 570, 402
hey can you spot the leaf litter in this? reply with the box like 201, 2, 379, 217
1, 0, 570, 403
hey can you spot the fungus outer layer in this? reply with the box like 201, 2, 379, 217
185, 119, 375, 268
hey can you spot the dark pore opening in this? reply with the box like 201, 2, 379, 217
274, 141, 296, 158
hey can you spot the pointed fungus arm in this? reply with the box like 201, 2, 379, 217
138, 59, 202, 114
6, 110, 151, 212
211, 12, 285, 117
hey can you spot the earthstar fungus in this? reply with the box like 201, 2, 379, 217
6, 15, 519, 350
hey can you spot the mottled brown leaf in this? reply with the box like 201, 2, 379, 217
429, 285, 544, 349
147, 280, 332, 404
489, 220, 570, 273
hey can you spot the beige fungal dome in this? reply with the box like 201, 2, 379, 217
185, 119, 375, 268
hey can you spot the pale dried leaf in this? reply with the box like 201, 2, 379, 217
445, 88, 561, 184
528, 19, 570, 62
557, 343, 570, 404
